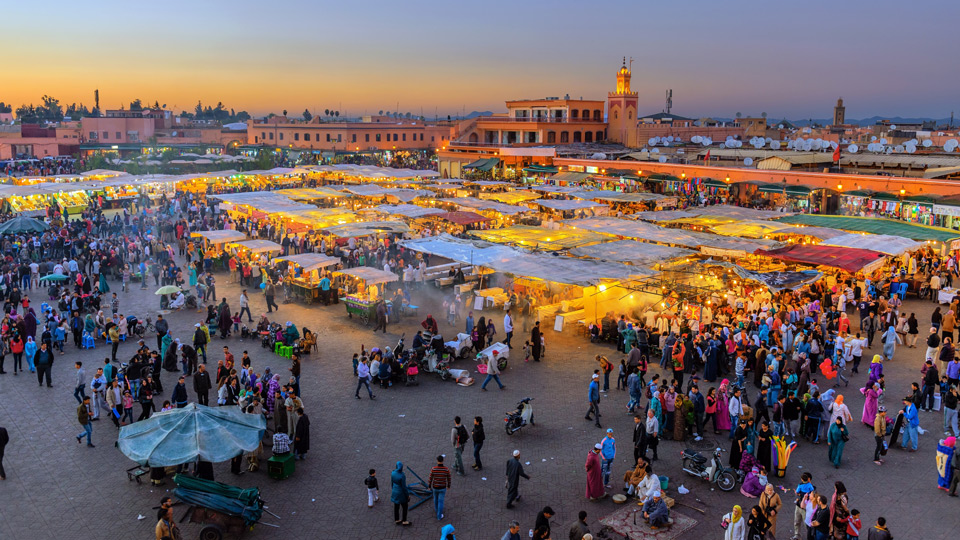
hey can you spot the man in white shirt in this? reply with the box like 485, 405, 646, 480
503, 310, 514, 349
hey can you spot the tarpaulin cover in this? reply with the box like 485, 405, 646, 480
282, 208, 358, 228
775, 214, 960, 242
173, 474, 263, 527
818, 233, 923, 256
710, 220, 807, 238
636, 205, 790, 222
374, 204, 444, 219
479, 191, 542, 204
437, 211, 491, 225
571, 240, 694, 266
342, 185, 400, 197
530, 185, 582, 194
325, 221, 410, 237
710, 261, 823, 291
190, 230, 248, 244
571, 191, 667, 203
756, 244, 887, 273
336, 266, 399, 285
229, 239, 282, 253
401, 234, 652, 286
469, 225, 608, 251
386, 189, 431, 203
274, 187, 346, 200
536, 199, 608, 211
566, 217, 780, 255
446, 197, 534, 215
275, 253, 341, 272
118, 403, 266, 466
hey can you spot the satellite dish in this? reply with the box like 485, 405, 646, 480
802, 140, 813, 151
786, 140, 795, 149
675, 137, 683, 142
885, 147, 893, 154
744, 157, 754, 166
666, 136, 675, 142
894, 145, 904, 153
662, 141, 671, 147
847, 144, 859, 153
880, 138, 888, 145
830, 142, 838, 150
651, 148, 659, 153
907, 139, 918, 146
692, 135, 702, 143
890, 125, 897, 129
703, 137, 712, 146
922, 139, 933, 147
648, 137, 658, 146
945, 139, 959, 151
769, 140, 779, 149
719, 143, 727, 149
658, 156, 667, 163
906, 145, 917, 154
871, 136, 877, 141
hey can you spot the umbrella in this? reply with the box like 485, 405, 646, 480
118, 403, 266, 466
155, 286, 180, 295
39, 273, 68, 282
0, 216, 51, 235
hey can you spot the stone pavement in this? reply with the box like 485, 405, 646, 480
0, 270, 957, 540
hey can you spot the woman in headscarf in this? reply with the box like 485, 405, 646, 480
98, 272, 109, 293
827, 416, 848, 468
796, 354, 811, 396
867, 355, 884, 385
649, 389, 665, 436
391, 461, 411, 526
83, 313, 96, 336
758, 483, 782, 535
747, 504, 771, 539
715, 380, 732, 432
722, 505, 747, 540
23, 336, 37, 372
756, 420, 773, 472
475, 315, 486, 353
881, 323, 902, 360
858, 380, 882, 427
162, 337, 179, 372
160, 332, 174, 368
829, 481, 849, 540
622, 323, 637, 352
440, 524, 455, 540
23, 308, 37, 340
218, 300, 232, 338
829, 394, 852, 425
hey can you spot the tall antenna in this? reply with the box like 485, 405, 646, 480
665, 89, 673, 114
629, 57, 633, 71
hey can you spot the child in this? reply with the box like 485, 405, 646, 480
233, 312, 242, 334
617, 359, 627, 390
122, 390, 134, 424
523, 341, 531, 363
352, 353, 359, 376
55, 320, 67, 354
364, 469, 379, 507
846, 508, 861, 539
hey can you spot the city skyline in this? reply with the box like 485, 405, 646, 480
4, 0, 958, 120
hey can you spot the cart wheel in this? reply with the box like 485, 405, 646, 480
439, 370, 450, 381
497, 358, 508, 371
199, 524, 224, 540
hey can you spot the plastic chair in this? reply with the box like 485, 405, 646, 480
82, 334, 96, 349
274, 342, 282, 355
898, 282, 909, 300
282, 346, 293, 358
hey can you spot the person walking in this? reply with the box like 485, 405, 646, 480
73, 361, 86, 403
585, 443, 605, 500
34, 342, 53, 387
530, 321, 542, 362
427, 455, 452, 520
76, 396, 94, 447
900, 396, 920, 451
391, 461, 412, 526
505, 449, 529, 509
0, 426, 8, 480
826, 416, 848, 468
355, 357, 375, 400
471, 417, 485, 471
866, 517, 892, 540
873, 406, 888, 465
265, 280, 279, 313
451, 416, 468, 476
645, 408, 660, 460
481, 351, 505, 390
504, 310, 514, 349
585, 374, 601, 428
568, 511, 590, 540
239, 290, 252, 322
172, 376, 188, 408
194, 364, 211, 406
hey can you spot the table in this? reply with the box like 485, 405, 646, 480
939, 288, 959, 304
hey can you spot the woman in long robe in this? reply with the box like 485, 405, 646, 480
704, 341, 720, 382
881, 324, 902, 360
826, 417, 848, 468
756, 420, 773, 472
723, 505, 747, 540
715, 380, 732, 432
293, 410, 310, 459
649, 391, 664, 437
758, 484, 782, 535
868, 355, 884, 385
585, 446, 605, 500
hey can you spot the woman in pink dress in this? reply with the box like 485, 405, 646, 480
585, 444, 605, 500
860, 381, 882, 427
716, 379, 732, 432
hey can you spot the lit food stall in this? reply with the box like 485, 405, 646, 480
274, 253, 341, 304
0, 185, 55, 216
225, 239, 283, 266
190, 230, 248, 262
280, 208, 359, 235
468, 225, 607, 251
335, 267, 400, 325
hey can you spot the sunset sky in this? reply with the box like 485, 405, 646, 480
4, 0, 957, 120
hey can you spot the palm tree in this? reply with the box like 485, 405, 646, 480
324, 109, 330, 117
335, 111, 340, 118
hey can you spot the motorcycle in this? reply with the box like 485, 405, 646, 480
444, 333, 473, 360
422, 347, 452, 381
679, 447, 738, 492
504, 397, 534, 435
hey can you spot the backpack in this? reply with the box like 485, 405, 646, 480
456, 425, 469, 446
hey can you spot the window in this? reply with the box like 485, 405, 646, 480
254, 137, 258, 143
89, 131, 96, 139
351, 134, 357, 143
279, 133, 284, 141
268, 133, 274, 140
337, 134, 341, 142
570, 110, 579, 119
546, 131, 556, 143
261, 132, 266, 140
294, 133, 300, 141
573, 131, 582, 143
560, 132, 569, 143
115, 131, 121, 139
613, 111, 618, 120
593, 110, 601, 121
304, 133, 310, 142
628, 111, 632, 120
596, 130, 604, 142
584, 131, 593, 143
402, 133, 406, 141
376, 134, 381, 141
581, 109, 589, 120
326, 134, 331, 142
431, 136, 435, 142
394, 134, 399, 141
365, 134, 370, 142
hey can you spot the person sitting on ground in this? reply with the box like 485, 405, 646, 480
169, 291, 186, 310
642, 490, 670, 529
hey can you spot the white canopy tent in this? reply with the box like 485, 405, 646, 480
819, 233, 923, 256
275, 253, 341, 272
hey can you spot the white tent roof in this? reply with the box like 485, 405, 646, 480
275, 253, 341, 272
819, 233, 923, 256
191, 230, 247, 244
537, 199, 608, 211
566, 217, 779, 255
228, 239, 283, 253
374, 204, 444, 219
445, 197, 534, 215
571, 240, 694, 266
336, 267, 399, 285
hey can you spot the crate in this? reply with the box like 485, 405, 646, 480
267, 453, 296, 480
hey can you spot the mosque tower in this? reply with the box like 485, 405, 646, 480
607, 57, 638, 146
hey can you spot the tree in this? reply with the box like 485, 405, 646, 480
761, 112, 767, 118
404, 112, 411, 119
235, 111, 251, 122
129, 99, 143, 111
302, 109, 313, 122
335, 111, 339, 118
378, 110, 383, 116
324, 109, 330, 117
153, 100, 161, 109
41, 95, 63, 121
736, 112, 742, 119
195, 101, 203, 118
0, 102, 12, 113
282, 109, 288, 117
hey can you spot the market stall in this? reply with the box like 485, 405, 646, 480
336, 267, 400, 324
275, 253, 341, 303
469, 224, 608, 251
190, 230, 249, 261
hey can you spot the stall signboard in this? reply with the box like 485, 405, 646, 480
934, 204, 960, 217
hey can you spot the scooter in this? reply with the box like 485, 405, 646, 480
504, 397, 534, 435
679, 447, 737, 492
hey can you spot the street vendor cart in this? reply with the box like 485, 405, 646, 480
173, 474, 278, 540
336, 267, 400, 325
275, 253, 341, 304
